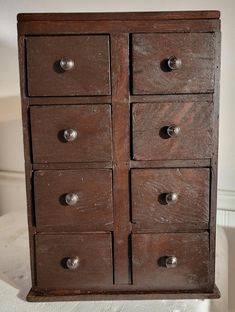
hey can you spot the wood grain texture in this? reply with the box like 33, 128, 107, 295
27, 285, 220, 301
132, 33, 215, 94
111, 33, 131, 284
18, 11, 220, 22
30, 105, 112, 163
27, 35, 110, 96
131, 168, 210, 230
132, 102, 213, 160
29, 96, 111, 105
18, 20, 220, 35
35, 233, 113, 290
17, 11, 221, 300
130, 159, 210, 168
132, 232, 211, 290
34, 169, 113, 232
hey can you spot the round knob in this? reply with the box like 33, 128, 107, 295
63, 129, 78, 142
165, 256, 178, 268
65, 193, 79, 206
168, 56, 182, 70
166, 125, 181, 137
165, 192, 178, 204
60, 58, 75, 71
66, 256, 80, 270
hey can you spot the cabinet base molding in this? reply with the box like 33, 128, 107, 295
27, 285, 220, 302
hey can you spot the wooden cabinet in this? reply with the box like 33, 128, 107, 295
17, 11, 221, 301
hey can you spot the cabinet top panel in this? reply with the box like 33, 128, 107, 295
17, 11, 220, 22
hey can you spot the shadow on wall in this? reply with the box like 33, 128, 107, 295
0, 40, 20, 95
0, 96, 26, 215
0, 95, 24, 172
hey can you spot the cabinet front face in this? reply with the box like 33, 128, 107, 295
132, 33, 215, 95
35, 234, 113, 290
132, 101, 214, 160
30, 105, 112, 163
132, 233, 211, 290
27, 35, 111, 96
18, 11, 220, 301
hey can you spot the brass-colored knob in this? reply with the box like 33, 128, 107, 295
165, 192, 178, 204
165, 256, 177, 268
60, 58, 75, 71
166, 125, 181, 137
167, 56, 182, 70
63, 129, 78, 142
66, 256, 80, 270
65, 193, 79, 206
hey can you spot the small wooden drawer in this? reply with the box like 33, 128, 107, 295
132, 102, 213, 160
34, 169, 113, 232
26, 35, 111, 96
132, 33, 215, 94
30, 105, 112, 163
131, 168, 210, 231
132, 233, 211, 290
35, 233, 113, 290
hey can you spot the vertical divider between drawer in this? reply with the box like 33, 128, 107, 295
111, 33, 131, 285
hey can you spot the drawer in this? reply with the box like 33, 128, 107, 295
26, 35, 110, 96
131, 168, 210, 230
30, 105, 112, 163
132, 233, 211, 290
34, 169, 113, 231
132, 102, 213, 160
132, 33, 215, 94
35, 233, 113, 290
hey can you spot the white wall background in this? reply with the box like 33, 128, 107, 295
0, 0, 234, 311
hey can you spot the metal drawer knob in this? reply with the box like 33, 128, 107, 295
60, 58, 75, 71
165, 256, 178, 268
65, 193, 79, 206
166, 125, 181, 137
167, 56, 182, 70
165, 192, 178, 204
66, 256, 80, 270
63, 129, 78, 142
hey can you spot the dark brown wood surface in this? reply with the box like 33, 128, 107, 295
30, 105, 112, 163
18, 19, 220, 36
132, 33, 215, 94
132, 233, 210, 290
18, 11, 220, 21
35, 233, 113, 289
131, 168, 210, 230
17, 10, 221, 301
132, 101, 213, 160
27, 36, 110, 96
111, 33, 131, 284
34, 169, 113, 232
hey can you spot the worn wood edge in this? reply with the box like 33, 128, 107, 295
26, 285, 220, 301
18, 11, 220, 22
130, 159, 211, 168
130, 94, 213, 103
17, 19, 220, 35
28, 96, 112, 105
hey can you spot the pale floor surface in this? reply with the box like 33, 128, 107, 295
0, 211, 228, 312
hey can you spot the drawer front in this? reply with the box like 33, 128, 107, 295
132, 102, 213, 160
30, 105, 112, 163
132, 33, 215, 94
132, 233, 210, 290
131, 168, 209, 230
36, 233, 113, 290
34, 169, 113, 231
27, 35, 110, 96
